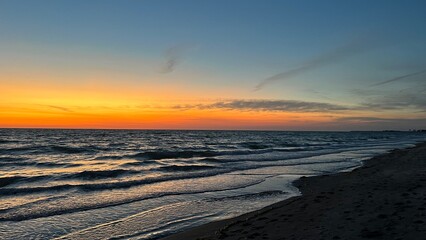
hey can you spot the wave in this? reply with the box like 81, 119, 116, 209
62, 169, 140, 180
0, 176, 26, 188
158, 165, 217, 172
130, 150, 219, 160
240, 142, 271, 150
0, 139, 18, 144
94, 150, 221, 161
50, 146, 90, 154
93, 146, 322, 163
0, 178, 266, 222
36, 162, 83, 168
0, 146, 40, 154
0, 157, 354, 195
0, 157, 28, 162
0, 175, 48, 188
50, 145, 113, 154
0, 170, 228, 195
196, 146, 377, 164
198, 157, 223, 163
0, 158, 81, 168
129, 147, 313, 161
120, 161, 157, 167
0, 143, 397, 195
0, 145, 108, 155
0, 162, 35, 168
0, 146, 371, 194
93, 155, 127, 160
208, 190, 286, 202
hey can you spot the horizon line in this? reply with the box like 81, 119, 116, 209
0, 127, 418, 132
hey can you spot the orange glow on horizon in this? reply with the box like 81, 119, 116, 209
0, 72, 344, 130
2, 72, 415, 130
0, 104, 337, 130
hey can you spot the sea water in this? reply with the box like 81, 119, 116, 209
0, 129, 424, 239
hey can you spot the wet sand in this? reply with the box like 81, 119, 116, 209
162, 142, 426, 240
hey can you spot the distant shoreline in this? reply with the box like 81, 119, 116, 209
1, 128, 424, 132
162, 142, 426, 240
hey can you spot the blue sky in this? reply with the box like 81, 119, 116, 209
1, 0, 425, 130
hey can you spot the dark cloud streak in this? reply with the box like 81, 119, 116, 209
175, 99, 350, 112
254, 39, 377, 91
174, 93, 426, 113
369, 69, 426, 87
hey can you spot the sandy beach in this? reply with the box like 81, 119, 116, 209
162, 142, 426, 240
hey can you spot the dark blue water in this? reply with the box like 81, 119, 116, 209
0, 129, 424, 239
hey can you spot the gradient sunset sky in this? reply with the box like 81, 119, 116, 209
1, 0, 425, 130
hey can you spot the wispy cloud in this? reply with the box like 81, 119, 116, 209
160, 44, 195, 74
173, 90, 426, 114
254, 38, 377, 91
41, 105, 73, 112
350, 85, 426, 111
369, 69, 426, 87
174, 99, 350, 112
306, 89, 336, 101
359, 96, 426, 111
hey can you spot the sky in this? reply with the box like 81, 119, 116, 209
1, 0, 425, 130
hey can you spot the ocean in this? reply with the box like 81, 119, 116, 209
0, 129, 424, 239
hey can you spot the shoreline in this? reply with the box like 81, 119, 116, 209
162, 142, 426, 240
